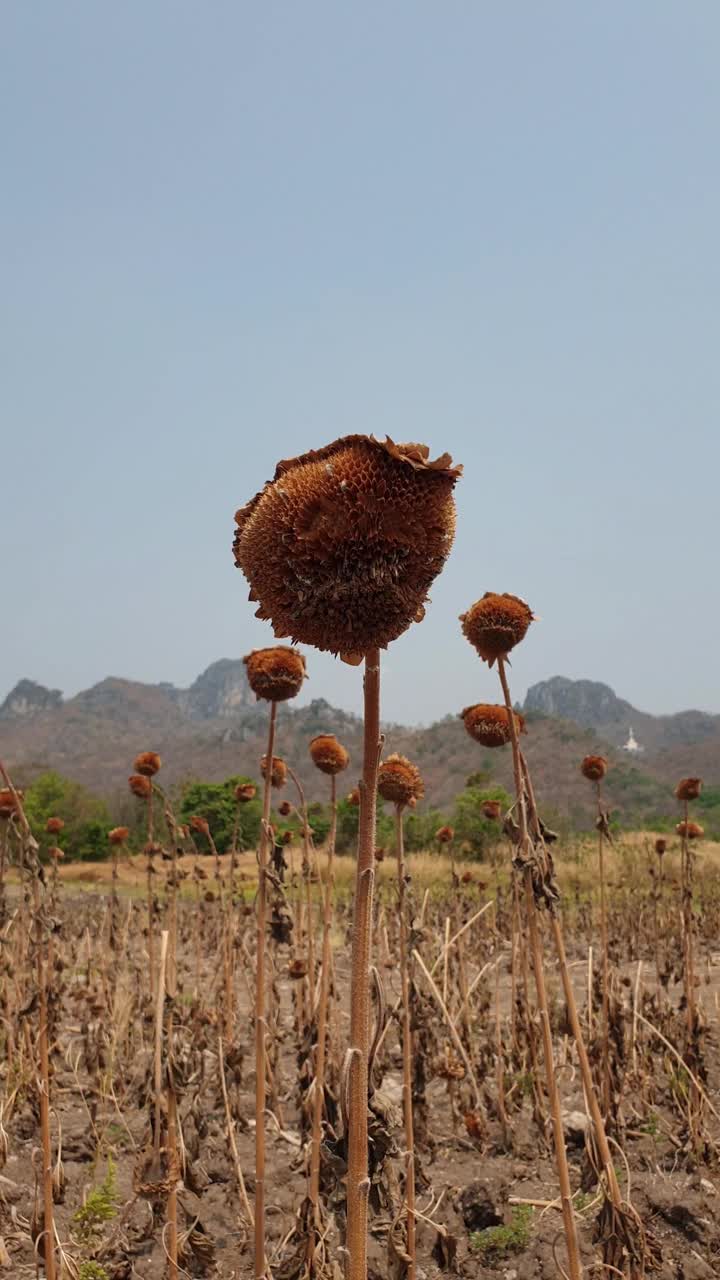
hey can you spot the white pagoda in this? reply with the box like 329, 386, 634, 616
622, 726, 643, 754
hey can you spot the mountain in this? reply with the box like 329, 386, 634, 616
0, 666, 716, 828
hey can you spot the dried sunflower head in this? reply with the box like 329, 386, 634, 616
46, 816, 64, 834
234, 783, 257, 803
347, 787, 361, 807
309, 734, 350, 775
261, 755, 287, 789
654, 837, 667, 856
108, 826, 130, 846
233, 435, 461, 662
48, 845, 64, 861
581, 755, 608, 783
129, 774, 152, 799
460, 704, 525, 749
481, 800, 502, 821
133, 751, 161, 777
460, 592, 534, 666
189, 815, 210, 836
435, 825, 454, 844
377, 753, 424, 807
243, 646, 307, 703
675, 777, 702, 802
0, 788, 21, 819
676, 820, 704, 840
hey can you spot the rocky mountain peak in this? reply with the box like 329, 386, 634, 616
179, 659, 255, 720
523, 676, 632, 728
0, 679, 63, 720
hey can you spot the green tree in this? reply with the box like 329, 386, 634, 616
451, 783, 513, 857
179, 776, 261, 853
23, 771, 111, 861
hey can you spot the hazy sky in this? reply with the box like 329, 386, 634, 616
3, 3, 719, 725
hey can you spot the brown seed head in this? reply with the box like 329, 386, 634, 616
581, 755, 608, 783
261, 755, 287, 789
133, 751, 161, 777
654, 838, 667, 856
309, 733, 350, 775
189, 815, 210, 836
243, 646, 307, 703
377, 753, 425, 807
460, 704, 525, 749
676, 820, 704, 840
461, 869, 474, 884
0, 788, 21, 819
234, 783, 257, 803
460, 592, 534, 666
347, 786, 361, 807
233, 435, 461, 661
48, 846, 64, 861
435, 825, 454, 844
281, 829, 294, 845
481, 800, 502, 821
108, 826, 130, 846
278, 800, 292, 817
129, 774, 152, 799
46, 816, 65, 834
374, 846, 385, 862
675, 777, 702, 802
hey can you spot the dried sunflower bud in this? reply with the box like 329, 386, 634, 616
46, 816, 65, 834
581, 755, 608, 783
460, 592, 534, 666
309, 734, 350, 775
675, 777, 702, 802
374, 847, 385, 862
108, 826, 130, 846
281, 829, 294, 845
133, 751, 161, 777
460, 704, 525, 749
233, 435, 461, 662
235, 783, 257, 803
676, 821, 704, 840
377, 754, 424, 807
129, 774, 152, 799
654, 838, 667, 855
481, 800, 502, 821
278, 800, 292, 817
0, 788, 21, 819
347, 787, 361, 807
435, 825, 454, 844
261, 755, 287, 789
189, 815, 210, 836
243, 646, 307, 703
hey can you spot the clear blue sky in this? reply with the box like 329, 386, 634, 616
3, 3, 719, 724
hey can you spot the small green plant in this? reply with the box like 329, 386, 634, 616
78, 1264, 109, 1280
72, 1158, 118, 1244
470, 1204, 533, 1259
640, 1110, 660, 1137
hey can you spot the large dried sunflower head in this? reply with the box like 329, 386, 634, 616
133, 751, 161, 778
243, 646, 307, 703
581, 755, 608, 783
460, 704, 525, 748
0, 788, 22, 819
261, 755, 287, 789
309, 734, 350, 776
233, 435, 461, 662
675, 777, 702, 802
676, 820, 704, 841
460, 592, 534, 666
377, 753, 424, 807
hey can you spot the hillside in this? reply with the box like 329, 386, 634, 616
1, 664, 713, 829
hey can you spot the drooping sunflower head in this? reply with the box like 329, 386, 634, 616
581, 755, 608, 783
377, 753, 425, 808
460, 704, 525, 749
233, 435, 461, 662
676, 820, 704, 841
675, 777, 702, 802
108, 826, 130, 846
46, 816, 65, 834
129, 774, 152, 799
261, 755, 287, 790
243, 646, 307, 703
234, 783, 257, 803
460, 592, 534, 666
309, 734, 350, 776
133, 751, 162, 778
